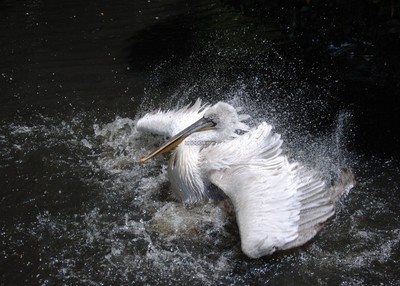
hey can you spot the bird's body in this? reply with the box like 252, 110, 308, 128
137, 99, 354, 258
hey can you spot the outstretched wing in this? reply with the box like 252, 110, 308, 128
204, 123, 340, 258
136, 99, 209, 138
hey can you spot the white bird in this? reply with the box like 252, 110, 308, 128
136, 99, 354, 258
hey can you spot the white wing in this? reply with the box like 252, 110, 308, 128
204, 123, 342, 258
136, 98, 209, 138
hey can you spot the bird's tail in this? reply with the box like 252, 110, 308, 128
330, 167, 355, 203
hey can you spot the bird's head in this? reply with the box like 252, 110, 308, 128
139, 101, 246, 164
203, 102, 239, 131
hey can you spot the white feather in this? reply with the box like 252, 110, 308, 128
136, 98, 209, 138
205, 123, 340, 258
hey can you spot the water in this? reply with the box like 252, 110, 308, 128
1, 0, 399, 285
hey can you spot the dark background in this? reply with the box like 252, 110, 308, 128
224, 0, 400, 156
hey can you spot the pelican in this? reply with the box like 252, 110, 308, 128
136, 99, 354, 258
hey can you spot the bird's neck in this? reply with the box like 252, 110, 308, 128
168, 129, 237, 204
169, 143, 205, 203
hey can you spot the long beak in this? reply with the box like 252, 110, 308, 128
139, 117, 216, 165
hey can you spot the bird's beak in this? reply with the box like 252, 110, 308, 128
138, 117, 216, 165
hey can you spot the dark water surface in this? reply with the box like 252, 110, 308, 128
1, 0, 399, 285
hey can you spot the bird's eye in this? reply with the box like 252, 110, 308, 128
205, 115, 217, 126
